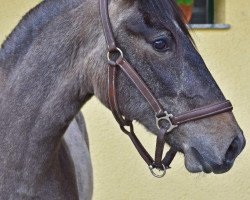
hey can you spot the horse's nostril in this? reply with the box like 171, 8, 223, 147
225, 134, 245, 163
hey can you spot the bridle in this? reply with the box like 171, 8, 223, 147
99, 0, 233, 178
100, 0, 233, 178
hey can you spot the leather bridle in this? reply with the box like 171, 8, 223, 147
99, 0, 233, 178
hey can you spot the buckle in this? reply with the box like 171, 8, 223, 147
156, 111, 178, 132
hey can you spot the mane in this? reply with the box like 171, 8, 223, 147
0, 0, 84, 63
138, 0, 192, 41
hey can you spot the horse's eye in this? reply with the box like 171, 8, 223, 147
153, 39, 169, 52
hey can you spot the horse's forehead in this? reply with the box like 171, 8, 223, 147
109, 1, 182, 34
109, 1, 138, 24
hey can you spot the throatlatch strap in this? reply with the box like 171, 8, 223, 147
108, 65, 130, 126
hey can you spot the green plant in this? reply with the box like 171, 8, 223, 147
176, 0, 193, 5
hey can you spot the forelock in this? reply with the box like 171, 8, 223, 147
137, 0, 192, 40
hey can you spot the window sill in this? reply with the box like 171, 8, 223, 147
187, 24, 231, 29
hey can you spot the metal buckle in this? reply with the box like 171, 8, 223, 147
149, 164, 167, 178
156, 111, 178, 132
107, 47, 124, 66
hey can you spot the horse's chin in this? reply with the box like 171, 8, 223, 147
183, 147, 234, 174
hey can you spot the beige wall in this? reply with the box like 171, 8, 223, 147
1, 0, 249, 199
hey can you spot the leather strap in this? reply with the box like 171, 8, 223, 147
121, 122, 177, 169
116, 56, 165, 116
99, 0, 234, 176
99, 0, 116, 51
172, 100, 233, 125
108, 65, 131, 126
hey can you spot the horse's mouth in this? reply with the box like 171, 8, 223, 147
184, 148, 234, 174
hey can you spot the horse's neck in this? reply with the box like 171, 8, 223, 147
1, 0, 85, 68
0, 0, 99, 197
0, 0, 90, 96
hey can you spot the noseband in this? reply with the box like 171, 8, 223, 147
99, 0, 233, 178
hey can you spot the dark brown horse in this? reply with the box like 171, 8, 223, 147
0, 0, 245, 199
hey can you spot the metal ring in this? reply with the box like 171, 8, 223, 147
156, 111, 178, 132
107, 47, 124, 66
149, 164, 167, 178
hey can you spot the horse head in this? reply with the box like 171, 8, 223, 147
88, 0, 245, 174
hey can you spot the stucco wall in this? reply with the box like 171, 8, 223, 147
1, 0, 249, 199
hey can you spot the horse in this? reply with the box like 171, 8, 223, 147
0, 0, 245, 199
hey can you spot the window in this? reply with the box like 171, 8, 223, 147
190, 0, 214, 24
188, 0, 230, 29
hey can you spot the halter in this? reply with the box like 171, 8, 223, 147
99, 0, 233, 178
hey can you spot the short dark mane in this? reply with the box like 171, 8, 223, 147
138, 0, 192, 40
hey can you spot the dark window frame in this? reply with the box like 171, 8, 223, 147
190, 0, 214, 24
